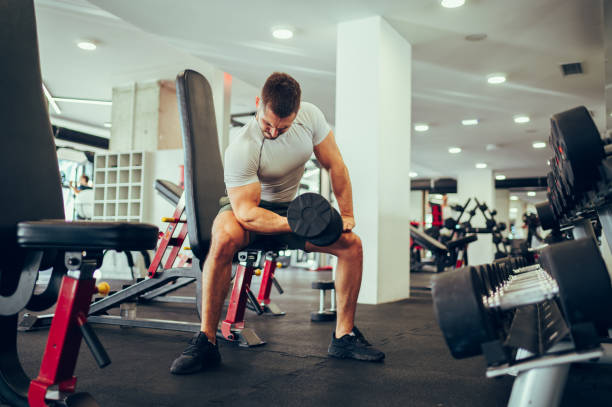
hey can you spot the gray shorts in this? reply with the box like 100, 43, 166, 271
219, 197, 307, 251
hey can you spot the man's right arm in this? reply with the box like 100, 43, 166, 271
228, 182, 291, 234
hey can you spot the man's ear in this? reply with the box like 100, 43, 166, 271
255, 96, 260, 108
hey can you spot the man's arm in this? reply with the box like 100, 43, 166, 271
313, 131, 355, 231
227, 182, 292, 234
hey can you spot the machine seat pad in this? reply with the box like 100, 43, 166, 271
445, 234, 478, 250
155, 179, 183, 206
410, 225, 448, 253
17, 220, 158, 251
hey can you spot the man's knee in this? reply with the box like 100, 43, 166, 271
209, 216, 247, 259
337, 232, 363, 258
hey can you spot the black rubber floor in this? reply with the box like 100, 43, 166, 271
11, 268, 612, 406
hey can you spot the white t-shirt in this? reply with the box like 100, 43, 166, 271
224, 102, 331, 202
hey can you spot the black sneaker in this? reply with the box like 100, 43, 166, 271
170, 332, 221, 375
327, 328, 385, 362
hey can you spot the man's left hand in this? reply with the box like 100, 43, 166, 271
341, 215, 355, 232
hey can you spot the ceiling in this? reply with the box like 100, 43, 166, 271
34, 0, 607, 180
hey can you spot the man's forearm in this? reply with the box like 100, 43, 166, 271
329, 164, 353, 217
235, 206, 292, 234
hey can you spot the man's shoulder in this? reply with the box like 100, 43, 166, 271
226, 121, 260, 159
298, 101, 321, 116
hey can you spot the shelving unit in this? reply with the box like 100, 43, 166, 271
93, 151, 147, 222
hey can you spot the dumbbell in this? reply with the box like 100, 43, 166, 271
311, 280, 336, 322
287, 193, 343, 246
432, 238, 612, 359
550, 106, 605, 198
535, 200, 559, 231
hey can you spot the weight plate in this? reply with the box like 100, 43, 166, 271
287, 193, 332, 238
432, 267, 496, 358
541, 238, 612, 329
551, 106, 604, 195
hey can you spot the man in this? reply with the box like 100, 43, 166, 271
170, 72, 384, 375
69, 174, 91, 195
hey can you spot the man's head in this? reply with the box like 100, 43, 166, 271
256, 72, 301, 139
80, 174, 89, 185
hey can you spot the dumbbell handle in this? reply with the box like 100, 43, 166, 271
484, 282, 559, 310
484, 267, 559, 310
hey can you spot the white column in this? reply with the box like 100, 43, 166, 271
495, 189, 510, 231
336, 16, 412, 304
455, 169, 496, 265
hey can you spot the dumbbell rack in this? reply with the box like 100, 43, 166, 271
434, 105, 612, 407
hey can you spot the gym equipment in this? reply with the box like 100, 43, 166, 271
433, 237, 612, 361
177, 69, 299, 346
410, 225, 477, 273
287, 192, 343, 247
0, 3, 159, 405
311, 280, 336, 321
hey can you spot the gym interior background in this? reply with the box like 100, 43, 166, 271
3, 0, 612, 406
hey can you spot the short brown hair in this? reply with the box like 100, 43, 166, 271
261, 72, 301, 118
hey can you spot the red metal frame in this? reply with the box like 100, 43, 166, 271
28, 276, 96, 407
148, 197, 188, 278
256, 259, 276, 306
221, 263, 255, 340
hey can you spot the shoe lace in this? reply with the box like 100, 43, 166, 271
352, 326, 372, 346
182, 333, 212, 356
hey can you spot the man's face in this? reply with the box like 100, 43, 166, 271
257, 103, 297, 140
79, 176, 87, 185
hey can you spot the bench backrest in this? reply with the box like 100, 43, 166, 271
0, 0, 64, 277
175, 70, 226, 261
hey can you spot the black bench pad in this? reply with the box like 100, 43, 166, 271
17, 220, 158, 251
155, 179, 183, 206
445, 234, 478, 250
410, 225, 448, 253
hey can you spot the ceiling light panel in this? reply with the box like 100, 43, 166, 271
532, 141, 546, 149
441, 0, 465, 8
514, 115, 530, 124
462, 119, 479, 126
272, 27, 293, 40
77, 41, 97, 50
495, 175, 506, 180
448, 147, 461, 154
487, 73, 506, 84
414, 123, 429, 132
475, 163, 487, 169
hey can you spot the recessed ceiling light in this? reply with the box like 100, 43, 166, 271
510, 207, 518, 212
475, 163, 487, 169
487, 73, 506, 84
510, 195, 519, 201
441, 0, 465, 8
77, 41, 97, 51
271, 27, 293, 40
462, 119, 479, 126
514, 115, 530, 124
485, 144, 499, 151
448, 147, 462, 154
495, 174, 506, 180
409, 172, 418, 178
414, 123, 429, 132
527, 191, 536, 197
532, 141, 546, 149
103, 122, 112, 128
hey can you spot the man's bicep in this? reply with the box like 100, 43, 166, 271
227, 182, 261, 219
